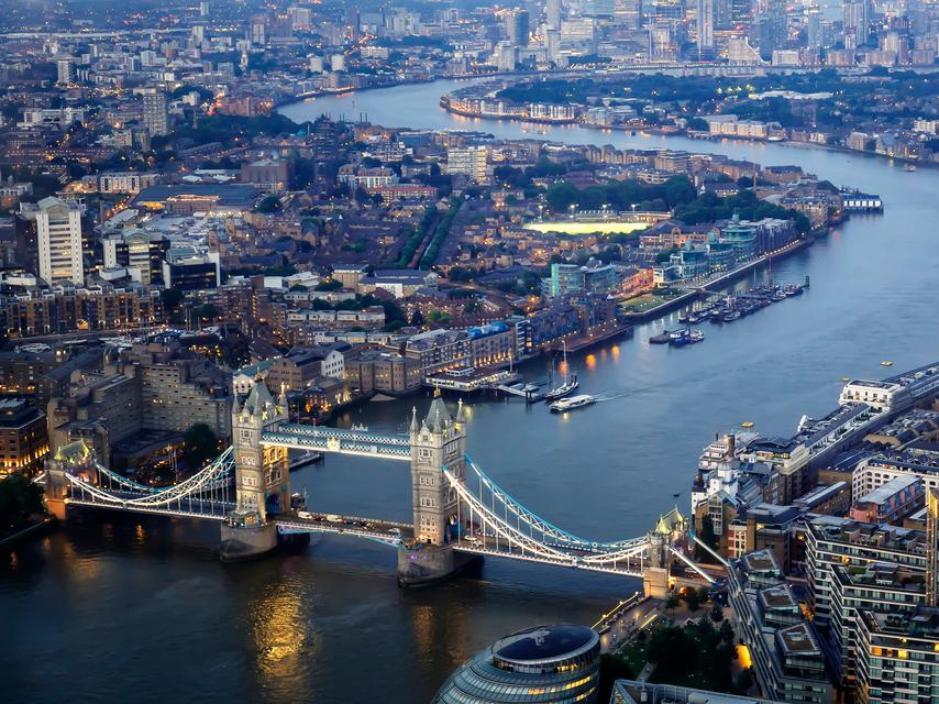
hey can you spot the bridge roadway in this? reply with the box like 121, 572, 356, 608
276, 511, 412, 543
261, 422, 411, 461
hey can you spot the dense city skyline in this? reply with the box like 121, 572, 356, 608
2, 0, 939, 702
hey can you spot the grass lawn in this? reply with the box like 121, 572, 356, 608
523, 221, 648, 236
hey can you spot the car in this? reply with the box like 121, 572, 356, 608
297, 510, 313, 520
464, 534, 479, 544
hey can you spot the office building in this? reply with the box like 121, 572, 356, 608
433, 624, 601, 703
611, 680, 783, 703
31, 197, 85, 285
546, 260, 619, 298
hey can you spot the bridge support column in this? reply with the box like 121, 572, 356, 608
398, 396, 479, 586
221, 382, 289, 562
220, 519, 278, 562
397, 543, 454, 586
642, 533, 671, 599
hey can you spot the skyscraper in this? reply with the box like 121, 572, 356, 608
505, 9, 530, 46
843, 0, 870, 49
806, 7, 821, 49
546, 0, 561, 30
142, 89, 169, 136
697, 0, 715, 57
34, 197, 84, 285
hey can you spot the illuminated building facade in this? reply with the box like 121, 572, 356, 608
433, 625, 601, 704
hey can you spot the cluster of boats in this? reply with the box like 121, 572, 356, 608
649, 327, 706, 346
544, 344, 597, 413
693, 282, 807, 325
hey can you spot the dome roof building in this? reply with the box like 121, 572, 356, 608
432, 624, 601, 704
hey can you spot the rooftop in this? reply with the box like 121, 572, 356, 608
492, 625, 598, 666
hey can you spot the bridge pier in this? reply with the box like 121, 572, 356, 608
397, 543, 482, 587
220, 518, 279, 562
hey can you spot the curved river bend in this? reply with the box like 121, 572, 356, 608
3, 80, 939, 704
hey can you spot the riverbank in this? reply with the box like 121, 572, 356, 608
435, 88, 939, 172
0, 516, 54, 551
620, 234, 816, 323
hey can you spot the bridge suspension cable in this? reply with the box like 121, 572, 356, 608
65, 447, 235, 510
465, 456, 650, 552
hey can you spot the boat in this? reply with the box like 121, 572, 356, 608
688, 329, 705, 343
649, 331, 674, 344
881, 360, 894, 367
351, 423, 369, 431
741, 421, 754, 428
544, 342, 579, 400
905, 163, 918, 172
722, 310, 742, 322
550, 394, 595, 413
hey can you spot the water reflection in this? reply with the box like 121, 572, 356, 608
250, 578, 317, 689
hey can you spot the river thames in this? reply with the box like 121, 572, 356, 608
4, 79, 939, 704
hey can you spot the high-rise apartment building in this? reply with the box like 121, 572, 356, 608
446, 146, 488, 183
142, 89, 169, 136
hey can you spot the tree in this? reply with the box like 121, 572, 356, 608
183, 423, 219, 470
687, 117, 710, 132
710, 602, 724, 623
0, 474, 44, 533
196, 303, 218, 322
256, 195, 282, 213
161, 288, 184, 313
683, 588, 701, 611
665, 592, 680, 611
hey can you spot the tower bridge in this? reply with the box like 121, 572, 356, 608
43, 382, 709, 594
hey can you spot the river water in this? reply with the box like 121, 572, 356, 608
4, 79, 939, 704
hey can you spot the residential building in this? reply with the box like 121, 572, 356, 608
142, 89, 169, 136
0, 398, 48, 477
729, 549, 834, 703
446, 146, 488, 183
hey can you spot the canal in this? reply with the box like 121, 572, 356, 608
4, 79, 939, 704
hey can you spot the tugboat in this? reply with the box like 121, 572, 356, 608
544, 342, 579, 400
550, 394, 596, 413
688, 329, 705, 344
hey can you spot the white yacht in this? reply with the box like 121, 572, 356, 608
549, 394, 595, 413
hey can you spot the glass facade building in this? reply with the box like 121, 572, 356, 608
432, 624, 601, 703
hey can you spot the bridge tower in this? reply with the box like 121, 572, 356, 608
398, 394, 473, 586
220, 381, 290, 561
